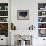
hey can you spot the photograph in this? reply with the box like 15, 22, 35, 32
17, 10, 29, 20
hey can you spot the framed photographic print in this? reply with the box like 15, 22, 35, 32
17, 10, 29, 20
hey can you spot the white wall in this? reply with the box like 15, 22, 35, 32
11, 0, 46, 30
11, 0, 46, 46
11, 0, 38, 30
